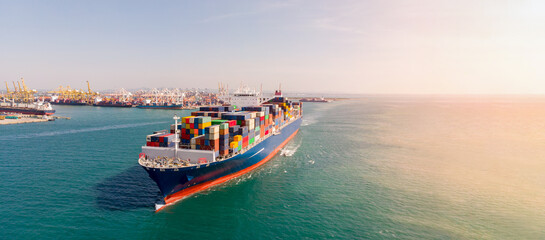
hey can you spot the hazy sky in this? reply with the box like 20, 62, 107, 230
1, 0, 544, 94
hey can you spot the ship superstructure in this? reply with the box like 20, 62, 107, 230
218, 83, 276, 109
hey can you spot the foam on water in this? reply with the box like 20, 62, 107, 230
280, 138, 302, 157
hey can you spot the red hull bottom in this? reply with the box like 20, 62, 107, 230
156, 129, 300, 212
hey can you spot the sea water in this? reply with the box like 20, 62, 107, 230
1, 97, 545, 239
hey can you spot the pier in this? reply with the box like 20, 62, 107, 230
0, 117, 50, 125
0, 114, 70, 125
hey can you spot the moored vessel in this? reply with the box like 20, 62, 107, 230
0, 101, 55, 115
93, 100, 133, 108
136, 103, 184, 110
51, 99, 88, 106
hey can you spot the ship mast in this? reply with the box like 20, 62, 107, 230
173, 114, 180, 158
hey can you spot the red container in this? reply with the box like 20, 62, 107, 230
228, 120, 236, 127
190, 123, 194, 129
146, 142, 153, 146
210, 139, 219, 147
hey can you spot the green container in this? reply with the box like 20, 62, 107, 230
219, 123, 229, 130
249, 138, 254, 144
237, 146, 242, 151
265, 115, 269, 120
211, 120, 225, 125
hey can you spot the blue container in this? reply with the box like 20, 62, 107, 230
229, 125, 240, 133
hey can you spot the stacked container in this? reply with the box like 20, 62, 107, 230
191, 111, 223, 118
230, 135, 243, 153
181, 116, 211, 145
145, 100, 301, 159
190, 135, 206, 150
146, 133, 176, 147
199, 106, 234, 112
218, 123, 230, 156
203, 125, 220, 154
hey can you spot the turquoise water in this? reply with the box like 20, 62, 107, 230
2, 97, 545, 239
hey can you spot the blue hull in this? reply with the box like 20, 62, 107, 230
142, 117, 302, 202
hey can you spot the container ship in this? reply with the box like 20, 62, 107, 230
0, 101, 55, 115
93, 100, 133, 108
136, 102, 184, 110
51, 99, 88, 106
138, 87, 302, 211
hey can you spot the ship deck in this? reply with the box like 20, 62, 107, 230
138, 116, 298, 170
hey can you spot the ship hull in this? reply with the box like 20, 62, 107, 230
0, 107, 55, 116
51, 101, 87, 106
136, 104, 184, 110
142, 117, 302, 210
93, 103, 133, 108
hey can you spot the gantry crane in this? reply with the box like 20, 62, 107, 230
4, 78, 37, 103
4, 81, 12, 100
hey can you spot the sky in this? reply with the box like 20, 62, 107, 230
1, 0, 544, 94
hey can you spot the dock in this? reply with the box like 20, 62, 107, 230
0, 117, 50, 125
0, 115, 70, 125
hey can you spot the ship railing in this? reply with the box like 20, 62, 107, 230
139, 156, 195, 169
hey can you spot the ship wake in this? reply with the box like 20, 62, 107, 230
280, 140, 302, 157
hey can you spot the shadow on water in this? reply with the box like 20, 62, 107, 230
94, 165, 161, 211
